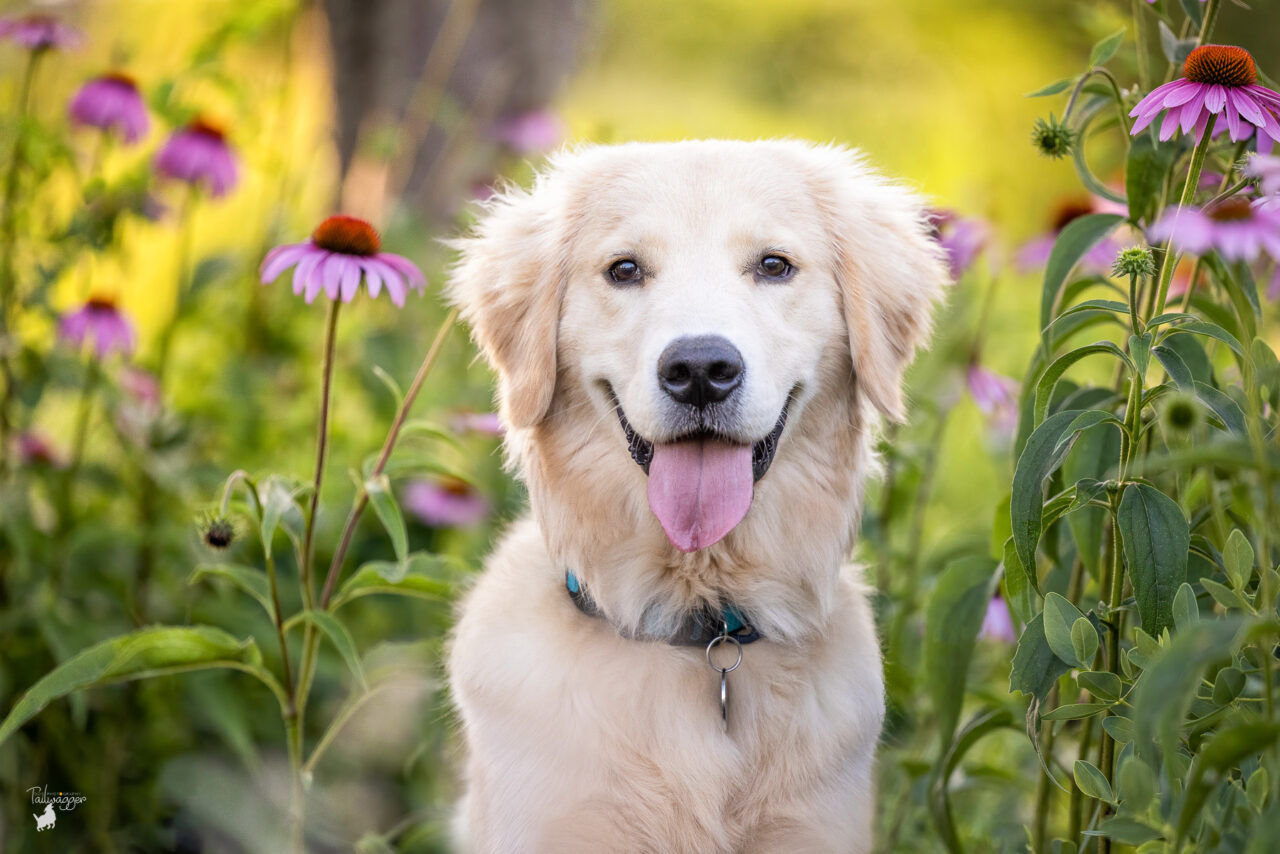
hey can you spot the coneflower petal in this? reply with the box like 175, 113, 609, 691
259, 243, 310, 283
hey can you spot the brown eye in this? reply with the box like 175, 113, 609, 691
756, 254, 794, 281
607, 258, 642, 285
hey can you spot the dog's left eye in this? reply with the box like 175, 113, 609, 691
755, 254, 795, 281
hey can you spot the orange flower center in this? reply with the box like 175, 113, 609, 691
187, 117, 226, 141
1052, 200, 1094, 232
1183, 45, 1257, 87
102, 71, 138, 89
439, 475, 473, 496
1207, 197, 1254, 222
85, 295, 118, 312
311, 215, 381, 256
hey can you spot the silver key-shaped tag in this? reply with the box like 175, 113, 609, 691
706, 630, 742, 733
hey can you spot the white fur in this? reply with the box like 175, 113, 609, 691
446, 140, 947, 853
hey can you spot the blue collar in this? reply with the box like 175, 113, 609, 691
565, 571, 762, 646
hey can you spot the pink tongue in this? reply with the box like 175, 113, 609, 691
647, 438, 754, 552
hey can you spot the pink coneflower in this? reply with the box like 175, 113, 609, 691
120, 366, 160, 409
979, 596, 1017, 644
14, 431, 62, 468
966, 363, 1019, 436
68, 73, 149, 144
1246, 153, 1280, 196
155, 118, 238, 197
404, 477, 490, 528
59, 296, 136, 359
451, 411, 505, 436
0, 14, 82, 51
1015, 199, 1123, 274
491, 109, 563, 154
927, 210, 987, 280
1149, 197, 1280, 263
1130, 45, 1280, 151
259, 215, 427, 306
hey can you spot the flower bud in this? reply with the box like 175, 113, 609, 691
1031, 115, 1075, 159
1112, 246, 1156, 279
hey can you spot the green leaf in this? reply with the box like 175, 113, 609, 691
1041, 214, 1126, 332
1126, 131, 1178, 226
1078, 670, 1122, 702
1035, 345, 1132, 426
1165, 319, 1245, 358
1134, 617, 1244, 767
1193, 381, 1247, 434
1118, 484, 1190, 636
331, 552, 462, 611
1002, 537, 1037, 628
365, 474, 408, 563
259, 476, 306, 552
0, 627, 269, 748
925, 556, 997, 750
292, 610, 367, 692
1177, 719, 1280, 842
1117, 756, 1155, 811
1011, 409, 1087, 575
1074, 758, 1115, 802
1027, 76, 1077, 98
189, 564, 274, 620
1172, 582, 1199, 632
1071, 617, 1099, 666
1103, 715, 1135, 744
1129, 332, 1152, 378
1089, 27, 1126, 67
1063, 416, 1121, 580
1010, 613, 1071, 703
1200, 577, 1252, 612
1247, 767, 1269, 813
1087, 817, 1162, 845
1044, 594, 1089, 667
1212, 666, 1246, 705
1152, 344, 1194, 391
1224, 529, 1255, 591
1042, 702, 1110, 721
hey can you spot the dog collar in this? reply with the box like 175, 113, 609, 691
564, 571, 763, 646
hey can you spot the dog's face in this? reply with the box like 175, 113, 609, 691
450, 140, 946, 564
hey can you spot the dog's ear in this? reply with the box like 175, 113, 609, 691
818, 146, 950, 421
446, 179, 566, 429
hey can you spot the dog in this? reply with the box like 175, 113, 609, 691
34, 801, 56, 831
446, 139, 946, 853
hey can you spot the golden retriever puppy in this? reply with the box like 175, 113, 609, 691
446, 139, 946, 853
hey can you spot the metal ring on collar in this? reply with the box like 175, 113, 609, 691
705, 633, 742, 674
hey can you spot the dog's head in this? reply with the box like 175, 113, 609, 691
449, 140, 946, 573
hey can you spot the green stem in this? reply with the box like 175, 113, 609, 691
1198, 0, 1221, 44
1132, 0, 1151, 93
1150, 115, 1217, 320
301, 298, 341, 608
317, 306, 457, 609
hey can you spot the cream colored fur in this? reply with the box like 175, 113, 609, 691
446, 140, 947, 853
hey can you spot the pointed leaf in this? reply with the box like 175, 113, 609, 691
1224, 529, 1255, 591
1193, 381, 1247, 434
1071, 616, 1100, 667
1035, 345, 1132, 426
1041, 214, 1126, 331
1118, 484, 1190, 636
925, 556, 998, 749
1027, 77, 1077, 98
189, 564, 274, 620
1011, 613, 1072, 703
293, 610, 367, 692
331, 552, 462, 611
1011, 410, 1089, 574
1074, 759, 1114, 802
365, 474, 408, 563
1044, 592, 1088, 667
1089, 27, 1126, 67
0, 627, 267, 747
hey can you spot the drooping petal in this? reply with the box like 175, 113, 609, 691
1204, 84, 1227, 114
339, 255, 362, 302
378, 252, 426, 291
1223, 97, 1244, 140
1159, 107, 1183, 141
1229, 88, 1265, 126
361, 257, 387, 300
1131, 81, 1181, 118
319, 254, 347, 300
259, 243, 312, 283
383, 270, 408, 307
292, 250, 324, 297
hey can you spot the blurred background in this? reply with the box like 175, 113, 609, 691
0, 0, 1276, 851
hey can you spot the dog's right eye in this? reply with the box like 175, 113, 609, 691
607, 258, 643, 285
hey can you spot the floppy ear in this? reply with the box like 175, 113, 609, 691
446, 179, 566, 429
818, 147, 950, 421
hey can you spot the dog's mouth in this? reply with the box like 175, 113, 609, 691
612, 392, 791, 553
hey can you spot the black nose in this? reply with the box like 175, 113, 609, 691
657, 335, 744, 408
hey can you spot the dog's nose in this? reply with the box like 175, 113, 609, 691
657, 335, 744, 408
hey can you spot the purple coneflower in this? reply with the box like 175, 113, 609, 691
1015, 199, 1123, 274
1247, 153, 1280, 196
58, 296, 136, 359
451, 411, 505, 436
1149, 197, 1280, 263
68, 72, 149, 144
966, 363, 1019, 437
1130, 45, 1280, 151
979, 596, 1017, 644
404, 477, 490, 528
0, 14, 82, 51
491, 109, 563, 154
14, 431, 62, 468
928, 210, 987, 280
259, 215, 426, 306
155, 118, 238, 197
